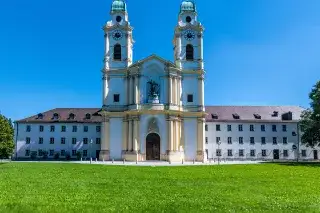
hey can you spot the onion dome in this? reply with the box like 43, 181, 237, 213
180, 0, 196, 13
111, 0, 127, 12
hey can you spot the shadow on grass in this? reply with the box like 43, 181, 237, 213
261, 162, 320, 167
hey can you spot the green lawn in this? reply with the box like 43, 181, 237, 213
0, 163, 320, 213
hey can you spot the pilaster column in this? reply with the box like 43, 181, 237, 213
167, 116, 174, 152
102, 74, 108, 106
175, 120, 180, 151
198, 75, 205, 108
136, 75, 140, 105
177, 77, 181, 106
122, 116, 128, 152
196, 117, 206, 162
173, 77, 177, 105
128, 118, 133, 151
134, 75, 139, 105
170, 120, 174, 151
168, 76, 173, 104
129, 76, 133, 105
181, 118, 185, 148
133, 116, 140, 153
100, 115, 110, 160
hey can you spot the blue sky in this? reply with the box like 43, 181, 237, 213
1, 0, 319, 121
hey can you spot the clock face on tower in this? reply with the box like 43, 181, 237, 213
112, 30, 123, 40
184, 30, 195, 41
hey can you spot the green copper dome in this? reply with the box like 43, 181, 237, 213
111, 0, 126, 12
180, 0, 196, 13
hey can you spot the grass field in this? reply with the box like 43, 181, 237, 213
0, 163, 320, 213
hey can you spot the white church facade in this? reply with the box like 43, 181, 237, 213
13, 0, 320, 162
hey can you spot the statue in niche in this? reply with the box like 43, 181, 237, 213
147, 80, 160, 104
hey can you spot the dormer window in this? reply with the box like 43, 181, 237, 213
85, 113, 91, 120
69, 113, 75, 120
211, 114, 218, 119
272, 111, 279, 117
233, 113, 240, 119
254, 114, 261, 119
53, 113, 59, 120
37, 113, 43, 119
282, 112, 293, 121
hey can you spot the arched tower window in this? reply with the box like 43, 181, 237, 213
186, 44, 194, 61
114, 44, 121, 61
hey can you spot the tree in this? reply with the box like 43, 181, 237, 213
300, 81, 320, 147
0, 114, 15, 159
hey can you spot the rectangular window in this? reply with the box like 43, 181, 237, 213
273, 137, 277, 145
39, 125, 44, 132
302, 150, 307, 157
227, 149, 233, 157
227, 125, 232, 132
49, 150, 54, 156
25, 150, 30, 156
38, 149, 43, 157
239, 137, 243, 144
283, 137, 288, 144
96, 138, 101, 145
216, 137, 221, 144
272, 125, 277, 132
50, 137, 55, 144
72, 126, 77, 132
72, 150, 77, 156
83, 138, 88, 144
250, 137, 255, 144
61, 150, 66, 157
50, 125, 55, 132
205, 125, 208, 131
26, 137, 31, 144
61, 137, 66, 144
187, 94, 193, 103
261, 125, 266, 132
83, 150, 88, 157
84, 126, 88, 132
114, 94, 120, 103
216, 124, 221, 131
72, 138, 77, 144
26, 125, 31, 132
261, 137, 266, 145
282, 125, 287, 132
283, 150, 288, 157
262, 150, 267, 157
216, 149, 221, 157
239, 149, 244, 157
250, 150, 256, 157
227, 137, 232, 144
238, 124, 243, 132
39, 137, 43, 144
250, 125, 254, 132
61, 126, 66, 132
96, 126, 101, 133
205, 137, 208, 144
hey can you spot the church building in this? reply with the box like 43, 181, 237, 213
13, 1, 320, 162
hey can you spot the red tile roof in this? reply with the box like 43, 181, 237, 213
205, 106, 304, 122
16, 108, 102, 123
15, 106, 305, 123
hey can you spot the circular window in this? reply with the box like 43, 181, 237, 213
116, 16, 122, 22
186, 16, 192, 23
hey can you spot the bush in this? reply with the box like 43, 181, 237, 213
54, 152, 60, 160
76, 151, 82, 160
42, 151, 48, 160
30, 151, 37, 160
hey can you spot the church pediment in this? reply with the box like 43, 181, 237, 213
129, 54, 176, 69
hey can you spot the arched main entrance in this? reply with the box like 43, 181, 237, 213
146, 133, 160, 160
